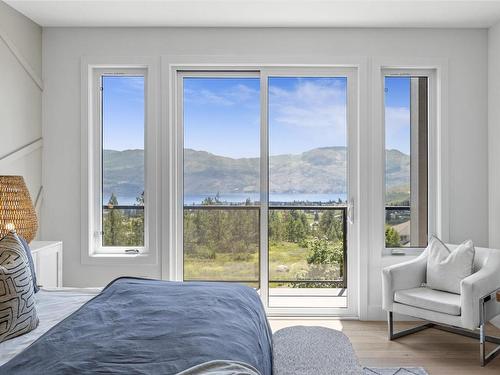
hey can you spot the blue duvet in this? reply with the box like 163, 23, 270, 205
1, 278, 273, 375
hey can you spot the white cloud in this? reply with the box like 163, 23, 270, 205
124, 77, 144, 90
184, 83, 259, 106
385, 106, 411, 153
385, 106, 410, 130
184, 88, 234, 106
228, 84, 259, 102
269, 79, 347, 132
106, 76, 144, 100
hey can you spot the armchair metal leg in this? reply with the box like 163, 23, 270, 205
479, 323, 500, 366
387, 311, 434, 340
479, 294, 500, 366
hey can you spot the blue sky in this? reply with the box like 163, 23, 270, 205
102, 76, 144, 151
184, 76, 348, 157
269, 77, 347, 156
102, 75, 411, 156
385, 77, 411, 154
184, 77, 260, 158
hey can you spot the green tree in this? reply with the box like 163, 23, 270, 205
128, 191, 145, 246
385, 225, 401, 247
289, 236, 344, 288
103, 193, 125, 246
306, 236, 344, 271
183, 194, 260, 274
318, 210, 343, 242
269, 210, 285, 243
285, 210, 309, 243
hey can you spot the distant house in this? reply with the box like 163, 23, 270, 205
393, 221, 410, 245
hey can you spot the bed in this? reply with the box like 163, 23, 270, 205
0, 277, 273, 375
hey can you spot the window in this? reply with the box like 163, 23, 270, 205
88, 67, 152, 256
384, 74, 429, 248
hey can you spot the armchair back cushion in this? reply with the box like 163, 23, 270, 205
427, 236, 475, 294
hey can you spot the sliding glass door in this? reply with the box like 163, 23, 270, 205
178, 68, 358, 315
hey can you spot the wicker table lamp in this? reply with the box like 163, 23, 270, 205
0, 176, 38, 243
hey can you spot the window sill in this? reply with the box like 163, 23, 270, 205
81, 251, 157, 266
383, 247, 425, 257
91, 253, 148, 258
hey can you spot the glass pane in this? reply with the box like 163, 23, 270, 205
269, 77, 347, 205
183, 77, 260, 283
385, 76, 428, 248
268, 76, 348, 308
183, 207, 259, 285
269, 208, 345, 287
101, 75, 145, 247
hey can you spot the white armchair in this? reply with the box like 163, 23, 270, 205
382, 245, 500, 366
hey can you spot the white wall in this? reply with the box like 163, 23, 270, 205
489, 22, 500, 249
42, 27, 488, 319
0, 1, 42, 234
488, 21, 500, 328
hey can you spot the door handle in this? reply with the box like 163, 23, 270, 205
347, 198, 354, 225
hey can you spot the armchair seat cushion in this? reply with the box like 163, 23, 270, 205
394, 287, 461, 316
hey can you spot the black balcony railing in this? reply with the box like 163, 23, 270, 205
102, 204, 418, 286
385, 205, 411, 247
385, 205, 410, 211
103, 205, 144, 210
101, 205, 145, 247
183, 204, 348, 289
268, 205, 347, 289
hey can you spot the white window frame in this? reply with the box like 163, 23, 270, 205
171, 65, 359, 317
370, 59, 449, 258
261, 67, 359, 317
81, 58, 159, 265
382, 69, 436, 255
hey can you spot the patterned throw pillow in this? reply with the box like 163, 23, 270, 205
18, 235, 39, 293
0, 232, 39, 343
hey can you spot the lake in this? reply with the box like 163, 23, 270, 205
106, 192, 347, 206
184, 193, 347, 205
104, 193, 347, 206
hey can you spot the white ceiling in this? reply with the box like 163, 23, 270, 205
6, 0, 500, 28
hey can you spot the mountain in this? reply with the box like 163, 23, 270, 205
385, 149, 411, 190
102, 147, 410, 201
103, 149, 145, 203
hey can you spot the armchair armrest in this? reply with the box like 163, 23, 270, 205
461, 251, 500, 330
382, 253, 427, 311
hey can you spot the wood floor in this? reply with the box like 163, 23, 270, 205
268, 319, 500, 374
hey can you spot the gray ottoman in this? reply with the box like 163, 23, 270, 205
273, 326, 363, 375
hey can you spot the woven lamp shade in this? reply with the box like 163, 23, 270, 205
0, 176, 38, 243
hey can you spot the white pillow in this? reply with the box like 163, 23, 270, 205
426, 236, 475, 294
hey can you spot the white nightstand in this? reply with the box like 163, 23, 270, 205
30, 241, 63, 288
